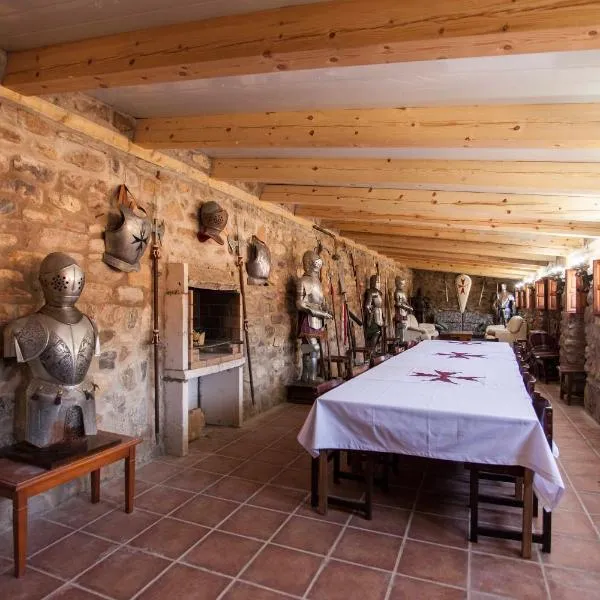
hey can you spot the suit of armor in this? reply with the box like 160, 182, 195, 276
364, 274, 384, 350
494, 283, 515, 326
4, 253, 100, 447
296, 250, 332, 383
393, 277, 413, 343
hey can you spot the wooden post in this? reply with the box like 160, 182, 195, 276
521, 469, 534, 559
125, 446, 136, 514
318, 450, 329, 515
91, 470, 100, 504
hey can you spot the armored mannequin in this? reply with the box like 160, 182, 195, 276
296, 250, 332, 383
4, 253, 100, 447
103, 204, 151, 272
393, 277, 413, 343
364, 274, 384, 350
494, 283, 515, 326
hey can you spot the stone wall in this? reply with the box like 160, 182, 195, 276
0, 94, 408, 526
585, 289, 600, 422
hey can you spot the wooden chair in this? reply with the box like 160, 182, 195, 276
370, 354, 390, 367
467, 394, 553, 554
528, 332, 559, 383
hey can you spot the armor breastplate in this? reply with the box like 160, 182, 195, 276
298, 276, 325, 330
366, 291, 384, 326
103, 205, 151, 272
11, 313, 98, 385
247, 236, 271, 285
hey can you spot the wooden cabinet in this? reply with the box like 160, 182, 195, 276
565, 269, 587, 314
535, 279, 547, 310
525, 286, 535, 309
547, 278, 559, 311
594, 260, 600, 316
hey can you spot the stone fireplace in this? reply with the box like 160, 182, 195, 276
163, 263, 245, 456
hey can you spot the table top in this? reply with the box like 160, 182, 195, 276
0, 432, 139, 490
297, 339, 564, 510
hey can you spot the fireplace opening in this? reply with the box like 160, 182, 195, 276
190, 287, 242, 357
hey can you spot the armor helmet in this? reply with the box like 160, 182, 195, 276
39, 252, 85, 307
395, 276, 405, 289
302, 250, 322, 274
246, 236, 271, 285
197, 201, 228, 245
370, 274, 381, 289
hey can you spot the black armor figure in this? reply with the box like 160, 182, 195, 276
4, 253, 100, 447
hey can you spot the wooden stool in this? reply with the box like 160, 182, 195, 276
559, 366, 586, 405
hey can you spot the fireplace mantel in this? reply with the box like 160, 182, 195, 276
165, 356, 246, 381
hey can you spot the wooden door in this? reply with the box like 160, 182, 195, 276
565, 269, 586, 314
535, 279, 547, 310
547, 278, 558, 311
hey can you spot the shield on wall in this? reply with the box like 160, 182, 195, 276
455, 274, 472, 314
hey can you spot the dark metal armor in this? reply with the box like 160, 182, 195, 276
246, 236, 271, 285
3, 253, 100, 447
103, 205, 151, 272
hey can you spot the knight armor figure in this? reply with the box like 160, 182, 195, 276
364, 274, 384, 351
495, 283, 515, 326
3, 253, 100, 447
103, 204, 151, 272
296, 250, 332, 383
246, 235, 271, 285
393, 277, 413, 343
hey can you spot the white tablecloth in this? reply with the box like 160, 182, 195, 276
297, 340, 564, 510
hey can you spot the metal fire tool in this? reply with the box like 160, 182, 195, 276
151, 218, 165, 443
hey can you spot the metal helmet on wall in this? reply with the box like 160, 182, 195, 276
197, 201, 228, 245
246, 235, 271, 285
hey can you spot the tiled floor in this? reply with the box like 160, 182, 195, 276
1, 383, 600, 599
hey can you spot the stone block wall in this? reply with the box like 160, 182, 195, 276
585, 290, 600, 421
0, 94, 409, 526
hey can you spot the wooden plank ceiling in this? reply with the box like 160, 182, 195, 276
2, 0, 600, 280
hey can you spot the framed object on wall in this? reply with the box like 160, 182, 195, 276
526, 286, 534, 309
594, 260, 600, 316
565, 268, 587, 314
535, 279, 547, 310
548, 278, 559, 311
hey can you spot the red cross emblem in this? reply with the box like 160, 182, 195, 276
436, 351, 485, 360
457, 277, 468, 295
411, 370, 482, 384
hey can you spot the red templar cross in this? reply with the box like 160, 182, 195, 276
449, 341, 482, 346
411, 370, 482, 384
436, 351, 485, 360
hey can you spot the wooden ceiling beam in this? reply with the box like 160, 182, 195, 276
5, 0, 600, 95
392, 260, 528, 280
213, 158, 600, 194
262, 185, 599, 221
137, 103, 600, 149
330, 222, 586, 250
343, 233, 557, 261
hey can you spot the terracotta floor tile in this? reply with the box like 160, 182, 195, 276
216, 440, 265, 459
44, 496, 113, 530
184, 530, 262, 576
48, 586, 107, 600
254, 448, 299, 466
554, 488, 585, 512
470, 536, 524, 559
219, 505, 288, 540
579, 492, 600, 515
552, 510, 599, 540
0, 556, 11, 574
0, 519, 72, 559
136, 461, 182, 484
154, 453, 207, 468
100, 478, 153, 507
162, 469, 220, 493
30, 531, 116, 579
388, 575, 466, 600
172, 494, 240, 527
541, 534, 600, 571
349, 506, 410, 536
296, 500, 351, 524
333, 527, 402, 571
205, 476, 263, 502
83, 509, 160, 543
76, 547, 170, 600
397, 540, 468, 588
0, 569, 62, 600
129, 517, 208, 559
135, 485, 195, 514
249, 485, 306, 512
470, 553, 546, 599
268, 438, 304, 454
371, 485, 418, 510
290, 453, 313, 471
408, 513, 469, 549
188, 437, 231, 453
545, 566, 600, 600
270, 468, 311, 490
309, 559, 391, 600
193, 454, 245, 474
569, 474, 600, 494
416, 492, 470, 520
230, 460, 283, 483
137, 563, 229, 600
221, 581, 291, 600
273, 516, 343, 555
242, 544, 323, 596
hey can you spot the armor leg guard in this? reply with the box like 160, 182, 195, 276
301, 351, 319, 383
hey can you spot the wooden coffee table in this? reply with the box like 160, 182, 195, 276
439, 331, 474, 341
0, 431, 140, 577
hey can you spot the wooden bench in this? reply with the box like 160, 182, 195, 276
0, 431, 140, 577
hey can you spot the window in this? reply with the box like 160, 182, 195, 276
565, 269, 586, 314
535, 279, 547, 310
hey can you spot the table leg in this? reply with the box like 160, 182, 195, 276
566, 373, 572, 405
125, 446, 136, 513
13, 493, 27, 578
311, 457, 319, 507
91, 469, 100, 504
521, 469, 534, 559
318, 450, 328, 515
559, 373, 565, 400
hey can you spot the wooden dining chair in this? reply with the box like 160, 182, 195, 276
467, 394, 553, 554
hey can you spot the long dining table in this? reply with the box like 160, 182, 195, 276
297, 339, 564, 557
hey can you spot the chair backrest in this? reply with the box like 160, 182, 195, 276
370, 355, 388, 367
507, 315, 524, 334
532, 393, 553, 449
529, 331, 557, 351
523, 373, 536, 397
407, 314, 419, 328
